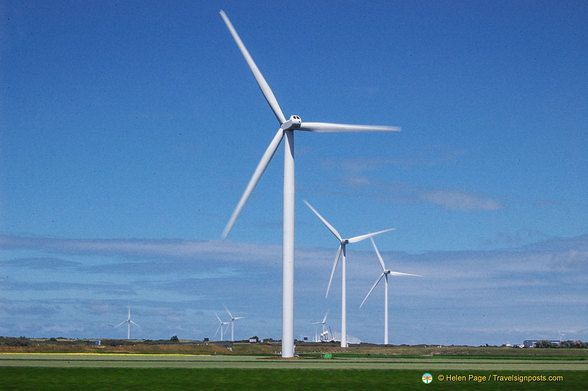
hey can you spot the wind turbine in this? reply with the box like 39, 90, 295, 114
312, 312, 331, 342
225, 305, 244, 342
360, 237, 422, 345
219, 10, 400, 358
215, 313, 230, 341
115, 307, 140, 340
304, 200, 394, 347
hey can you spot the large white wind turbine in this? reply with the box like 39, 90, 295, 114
215, 313, 230, 341
219, 10, 399, 358
115, 307, 140, 340
360, 238, 422, 345
225, 305, 244, 342
304, 200, 394, 347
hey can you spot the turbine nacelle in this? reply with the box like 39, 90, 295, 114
281, 115, 302, 131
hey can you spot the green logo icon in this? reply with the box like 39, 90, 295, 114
422, 373, 433, 384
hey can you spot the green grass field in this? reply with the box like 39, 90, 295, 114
0, 368, 584, 391
0, 353, 585, 390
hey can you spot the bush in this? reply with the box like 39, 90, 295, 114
0, 337, 31, 346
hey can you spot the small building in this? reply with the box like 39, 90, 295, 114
249, 336, 259, 344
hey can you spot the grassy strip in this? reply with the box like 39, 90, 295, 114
2, 343, 587, 357
312, 353, 587, 361
0, 368, 585, 391
1, 354, 586, 371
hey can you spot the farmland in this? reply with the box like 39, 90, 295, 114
2, 337, 588, 357
0, 341, 585, 390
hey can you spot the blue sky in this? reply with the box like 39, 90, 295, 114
0, 0, 586, 345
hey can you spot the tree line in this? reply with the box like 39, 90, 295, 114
535, 340, 588, 348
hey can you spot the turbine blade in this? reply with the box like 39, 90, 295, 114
304, 200, 342, 242
322, 311, 328, 324
114, 320, 126, 328
389, 271, 423, 277
299, 122, 400, 133
370, 237, 387, 272
219, 10, 286, 125
222, 128, 285, 239
348, 228, 395, 244
216, 313, 222, 323
224, 305, 233, 319
326, 245, 343, 298
360, 273, 385, 308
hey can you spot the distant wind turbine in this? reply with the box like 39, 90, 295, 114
215, 313, 230, 341
304, 200, 394, 347
225, 305, 244, 342
219, 10, 399, 358
312, 312, 332, 342
360, 238, 422, 345
115, 307, 140, 340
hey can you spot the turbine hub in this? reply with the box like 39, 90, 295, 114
281, 115, 302, 131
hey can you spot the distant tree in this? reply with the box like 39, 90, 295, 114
0, 337, 31, 347
170, 335, 179, 343
560, 340, 588, 349
535, 340, 554, 348
560, 340, 573, 348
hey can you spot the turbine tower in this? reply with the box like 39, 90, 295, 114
305, 200, 394, 347
219, 10, 399, 358
225, 305, 244, 342
116, 307, 140, 340
215, 313, 230, 341
360, 238, 422, 345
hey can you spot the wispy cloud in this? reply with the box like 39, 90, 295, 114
0, 234, 586, 343
310, 156, 505, 211
1, 257, 80, 269
0, 279, 137, 295
332, 177, 505, 211
418, 189, 504, 211
320, 149, 466, 173
481, 229, 549, 247
0, 235, 282, 264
